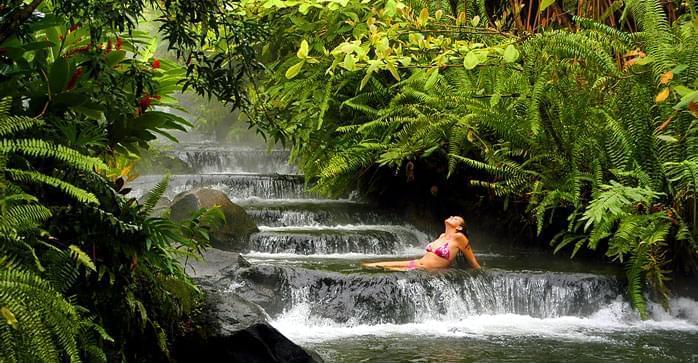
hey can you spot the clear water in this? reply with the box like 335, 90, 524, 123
133, 143, 698, 362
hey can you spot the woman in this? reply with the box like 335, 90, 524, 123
362, 216, 481, 271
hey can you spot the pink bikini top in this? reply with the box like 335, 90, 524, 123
426, 242, 450, 260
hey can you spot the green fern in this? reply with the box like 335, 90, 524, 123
142, 174, 171, 217
625, 244, 649, 319
0, 266, 81, 363
5, 169, 99, 205
0, 116, 44, 138
0, 139, 107, 172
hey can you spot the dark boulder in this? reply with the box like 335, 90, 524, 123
175, 321, 319, 363
174, 275, 320, 362
170, 188, 258, 251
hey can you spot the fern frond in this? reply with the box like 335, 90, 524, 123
524, 31, 621, 76
0, 267, 82, 363
0, 204, 52, 235
625, 243, 649, 319
0, 115, 44, 137
6, 169, 99, 204
142, 174, 170, 217
0, 139, 107, 172
319, 143, 385, 179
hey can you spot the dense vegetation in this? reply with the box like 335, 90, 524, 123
0, 0, 254, 361
1, 0, 696, 361
240, 0, 698, 318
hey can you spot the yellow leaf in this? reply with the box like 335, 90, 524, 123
419, 8, 429, 26
655, 88, 670, 103
342, 53, 356, 71
1, 307, 17, 328
285, 61, 304, 79
435, 9, 443, 20
297, 40, 309, 59
456, 12, 466, 26
659, 71, 673, 85
386, 61, 401, 81
471, 15, 480, 27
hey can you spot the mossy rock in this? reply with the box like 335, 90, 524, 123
170, 188, 258, 251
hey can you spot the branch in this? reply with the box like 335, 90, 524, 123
0, 0, 44, 45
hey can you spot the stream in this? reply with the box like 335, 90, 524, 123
130, 142, 698, 362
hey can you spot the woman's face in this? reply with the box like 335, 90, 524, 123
445, 216, 465, 228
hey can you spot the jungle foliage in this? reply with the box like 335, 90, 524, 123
241, 0, 698, 318
0, 1, 236, 361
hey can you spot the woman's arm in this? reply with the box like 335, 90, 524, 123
459, 236, 481, 269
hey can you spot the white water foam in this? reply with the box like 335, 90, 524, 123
258, 224, 424, 232
234, 197, 360, 206
257, 224, 430, 244
243, 249, 503, 261
270, 297, 698, 344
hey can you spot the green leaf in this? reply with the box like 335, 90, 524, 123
360, 71, 373, 90
385, 0, 397, 17
634, 56, 654, 65
105, 50, 126, 67
490, 93, 502, 106
49, 57, 69, 93
503, 44, 520, 63
539, 0, 556, 13
285, 61, 305, 79
71, 106, 105, 121
671, 64, 688, 74
656, 134, 678, 143
463, 51, 480, 70
673, 85, 694, 97
424, 68, 439, 89
673, 90, 698, 110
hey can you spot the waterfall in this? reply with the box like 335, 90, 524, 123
167, 148, 297, 174
229, 265, 623, 323
127, 173, 310, 201
133, 141, 698, 361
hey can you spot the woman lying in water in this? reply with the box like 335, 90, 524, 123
362, 216, 481, 271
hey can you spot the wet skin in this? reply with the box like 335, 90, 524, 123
362, 216, 481, 271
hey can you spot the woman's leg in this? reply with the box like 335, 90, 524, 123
362, 260, 415, 269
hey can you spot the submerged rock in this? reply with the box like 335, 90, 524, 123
170, 188, 259, 251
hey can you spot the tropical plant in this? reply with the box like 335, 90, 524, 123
0, 1, 230, 359
242, 0, 698, 316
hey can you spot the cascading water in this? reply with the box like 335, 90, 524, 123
167, 147, 297, 174
135, 141, 698, 361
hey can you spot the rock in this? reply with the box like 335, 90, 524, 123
152, 196, 172, 216
226, 264, 291, 317
184, 248, 241, 279
174, 283, 320, 362
170, 188, 258, 251
175, 322, 320, 363
198, 284, 270, 335
238, 254, 252, 268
